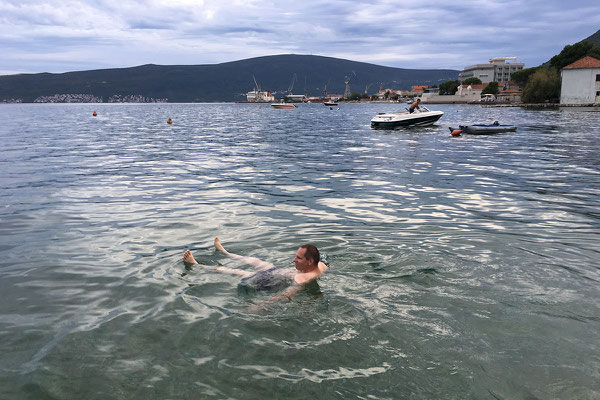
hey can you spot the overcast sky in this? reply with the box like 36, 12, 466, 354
1, 0, 599, 75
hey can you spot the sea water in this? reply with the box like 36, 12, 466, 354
0, 103, 599, 399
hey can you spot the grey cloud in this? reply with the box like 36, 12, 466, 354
1, 0, 599, 73
129, 20, 176, 30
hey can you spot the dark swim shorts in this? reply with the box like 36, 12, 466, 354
237, 267, 291, 294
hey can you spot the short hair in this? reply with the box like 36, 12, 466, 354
300, 244, 320, 266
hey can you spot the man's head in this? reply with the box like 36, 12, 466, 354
293, 244, 320, 272
416, 98, 421, 102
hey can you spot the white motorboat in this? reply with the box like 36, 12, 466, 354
370, 107, 444, 129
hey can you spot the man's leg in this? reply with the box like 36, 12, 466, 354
214, 237, 274, 271
183, 249, 252, 277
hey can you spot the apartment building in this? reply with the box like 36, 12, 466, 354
459, 57, 524, 84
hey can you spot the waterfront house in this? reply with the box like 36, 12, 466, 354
411, 85, 428, 94
497, 89, 522, 103
420, 87, 440, 101
560, 56, 600, 106
375, 89, 408, 101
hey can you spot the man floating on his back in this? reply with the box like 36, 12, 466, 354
183, 237, 327, 307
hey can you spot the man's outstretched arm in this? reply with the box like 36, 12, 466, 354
248, 285, 303, 312
294, 261, 328, 284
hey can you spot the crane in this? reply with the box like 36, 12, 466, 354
252, 75, 265, 101
287, 73, 297, 95
344, 71, 356, 98
253, 75, 261, 92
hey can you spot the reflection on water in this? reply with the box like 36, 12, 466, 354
0, 103, 599, 399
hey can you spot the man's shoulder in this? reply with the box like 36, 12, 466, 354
318, 261, 328, 273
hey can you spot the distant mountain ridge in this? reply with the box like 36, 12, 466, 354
0, 54, 459, 103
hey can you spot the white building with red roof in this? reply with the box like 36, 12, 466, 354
560, 56, 600, 105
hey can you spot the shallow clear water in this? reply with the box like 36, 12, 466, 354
0, 103, 599, 399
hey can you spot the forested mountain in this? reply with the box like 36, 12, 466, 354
0, 54, 459, 103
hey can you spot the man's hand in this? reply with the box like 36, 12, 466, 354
248, 287, 298, 313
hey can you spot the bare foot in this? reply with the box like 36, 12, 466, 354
214, 237, 228, 253
183, 249, 198, 264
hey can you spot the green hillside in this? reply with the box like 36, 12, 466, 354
0, 54, 459, 103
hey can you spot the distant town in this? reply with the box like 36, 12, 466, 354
29, 94, 168, 103
248, 51, 600, 107
248, 57, 526, 105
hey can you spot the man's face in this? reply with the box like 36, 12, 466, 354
293, 247, 312, 272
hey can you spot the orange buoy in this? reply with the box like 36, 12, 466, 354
92, 111, 97, 116
167, 118, 173, 125
451, 129, 462, 137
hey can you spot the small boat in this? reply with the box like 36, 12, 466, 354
323, 101, 338, 107
370, 107, 444, 129
271, 103, 297, 109
449, 122, 517, 135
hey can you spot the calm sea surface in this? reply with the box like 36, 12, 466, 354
1, 103, 599, 399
